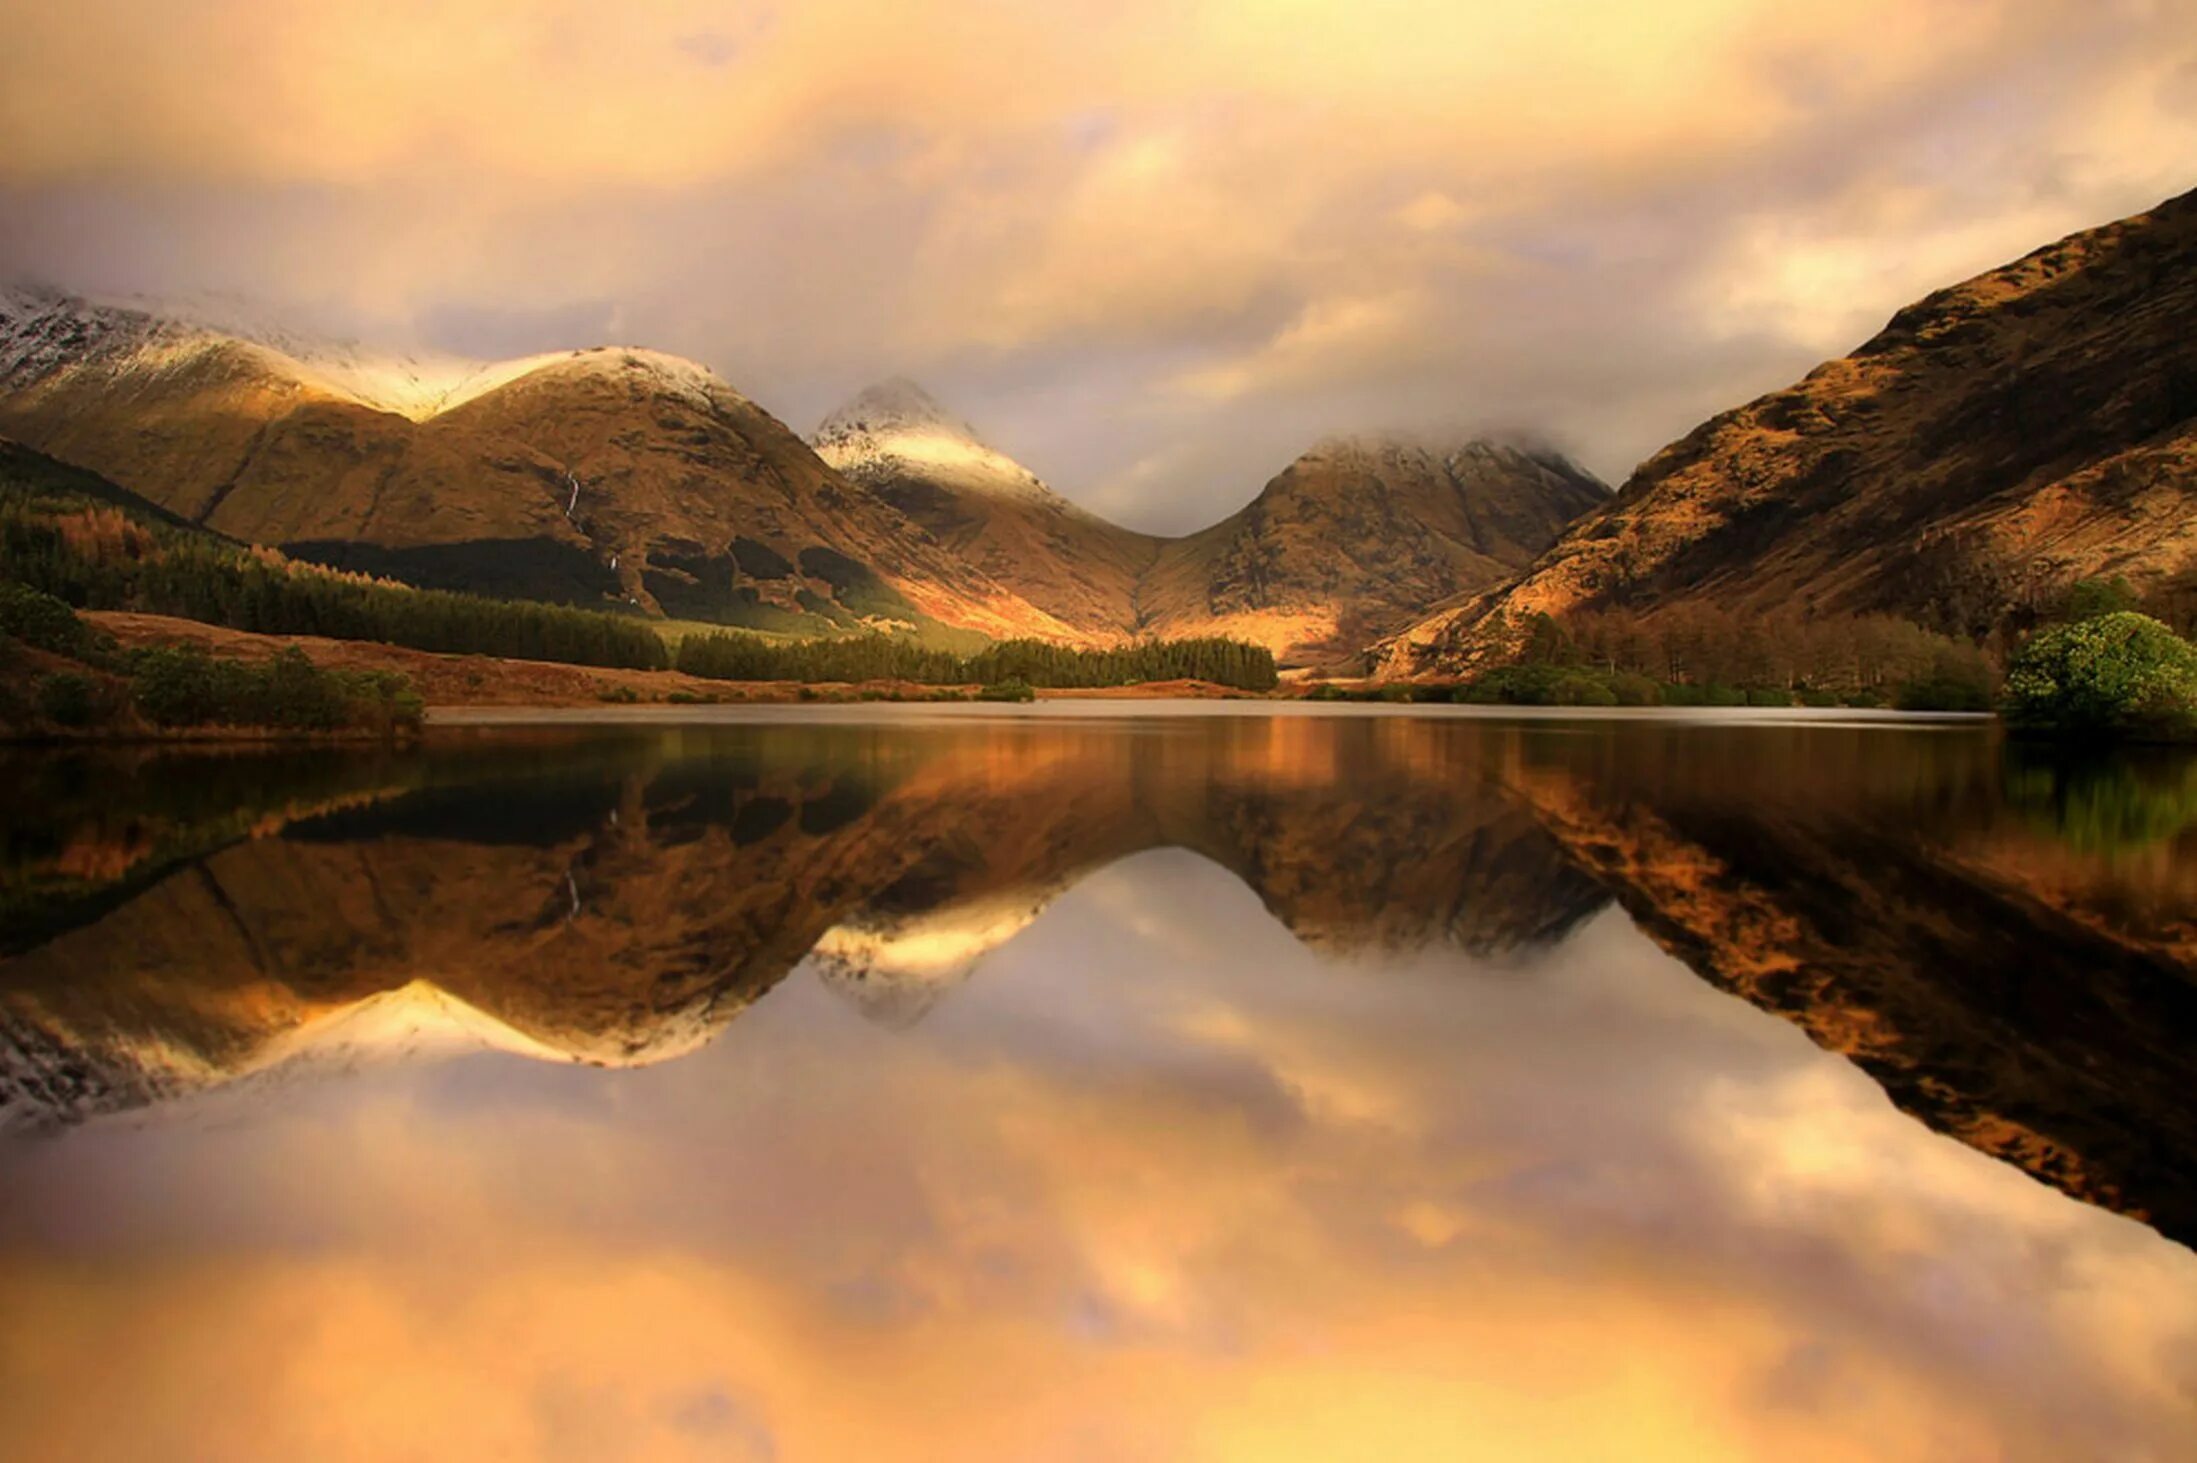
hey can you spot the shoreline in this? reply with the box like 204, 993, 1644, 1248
425, 701, 2000, 728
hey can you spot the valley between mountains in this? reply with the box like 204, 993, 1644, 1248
3, 184, 2195, 677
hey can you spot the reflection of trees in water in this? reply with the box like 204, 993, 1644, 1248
1497, 723, 2197, 1245
7, 718, 2197, 1246
2003, 744, 2197, 856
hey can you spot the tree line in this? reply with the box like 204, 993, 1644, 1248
675, 629, 1279, 690
0, 581, 423, 738
1, 498, 670, 671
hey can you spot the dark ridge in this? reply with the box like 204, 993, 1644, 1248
0, 438, 216, 535
281, 537, 624, 607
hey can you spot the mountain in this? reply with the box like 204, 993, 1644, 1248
0, 287, 1608, 662
0, 288, 1074, 642
1381, 186, 2197, 676
813, 384, 1608, 664
812, 379, 1160, 638
1141, 435, 1608, 666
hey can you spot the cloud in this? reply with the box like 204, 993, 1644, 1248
2, 850, 2194, 1457
0, 1, 2194, 529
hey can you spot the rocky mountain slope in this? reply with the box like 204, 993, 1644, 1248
0, 289, 1072, 641
0, 287, 1608, 661
1382, 186, 2197, 676
813, 387, 1608, 663
1140, 435, 1607, 665
812, 379, 1161, 637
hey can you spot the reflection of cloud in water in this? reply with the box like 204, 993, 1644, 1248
1, 849, 2193, 1459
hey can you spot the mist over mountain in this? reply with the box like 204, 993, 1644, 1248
1382, 185, 2197, 676
0, 292, 1608, 663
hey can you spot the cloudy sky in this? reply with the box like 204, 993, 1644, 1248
9, 849, 2195, 1457
3, 1, 2195, 532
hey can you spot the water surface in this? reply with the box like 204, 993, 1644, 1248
3, 708, 2195, 1459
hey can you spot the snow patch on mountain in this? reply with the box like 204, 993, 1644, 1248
812, 377, 1057, 504
0, 285, 673, 422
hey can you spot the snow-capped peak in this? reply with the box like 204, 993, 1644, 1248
0, 284, 698, 423
811, 378, 1055, 503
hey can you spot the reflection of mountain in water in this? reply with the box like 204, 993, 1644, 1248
1498, 725, 2197, 1244
0, 722, 1607, 1131
4, 719, 2197, 1245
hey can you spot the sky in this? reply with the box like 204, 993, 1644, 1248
3, 1, 2195, 533
6, 852, 2195, 1458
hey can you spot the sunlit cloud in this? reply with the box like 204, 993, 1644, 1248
1, 1, 2193, 530
1, 853, 2194, 1456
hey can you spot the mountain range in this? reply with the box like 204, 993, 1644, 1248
3, 184, 2193, 673
0, 291, 1606, 666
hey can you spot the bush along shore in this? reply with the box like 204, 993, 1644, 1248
1, 583, 424, 741
1313, 609, 1998, 710
1310, 582, 2197, 740
675, 630, 1280, 692
2001, 611, 2197, 743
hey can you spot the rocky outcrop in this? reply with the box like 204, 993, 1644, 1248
1383, 186, 2197, 675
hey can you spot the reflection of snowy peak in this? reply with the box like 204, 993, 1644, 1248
812, 377, 1056, 505
0, 1006, 198, 1132
810, 889, 1054, 1029
0, 979, 735, 1135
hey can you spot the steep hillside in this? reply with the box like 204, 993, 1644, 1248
0, 291, 1069, 640
1142, 436, 1607, 666
812, 379, 1159, 639
1382, 186, 2197, 676
813, 386, 1609, 665
0, 289, 1607, 660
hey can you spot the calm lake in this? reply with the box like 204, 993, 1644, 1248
3, 706, 2196, 1460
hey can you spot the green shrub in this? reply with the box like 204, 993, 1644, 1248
1745, 687, 1794, 707
1893, 648, 1997, 711
126, 644, 420, 734
34, 671, 99, 727
673, 629, 1278, 692
0, 581, 102, 661
595, 683, 642, 704
2059, 575, 2141, 623
1661, 682, 1747, 707
1608, 672, 1663, 706
1797, 688, 1841, 707
2002, 613, 2197, 741
977, 678, 1036, 703
1462, 664, 1614, 706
